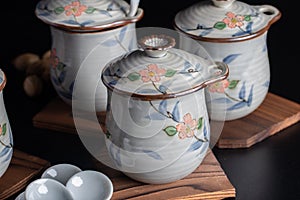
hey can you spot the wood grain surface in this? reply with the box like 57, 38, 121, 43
0, 149, 50, 200
216, 93, 300, 148
93, 149, 235, 200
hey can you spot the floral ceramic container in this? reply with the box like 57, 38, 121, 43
35, 0, 143, 112
174, 0, 281, 121
101, 35, 229, 184
0, 69, 13, 177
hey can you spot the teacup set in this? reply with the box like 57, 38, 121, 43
15, 163, 113, 200
0, 0, 281, 198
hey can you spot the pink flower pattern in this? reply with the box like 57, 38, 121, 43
208, 79, 229, 93
139, 64, 166, 83
176, 113, 197, 139
64, 1, 87, 17
222, 12, 245, 28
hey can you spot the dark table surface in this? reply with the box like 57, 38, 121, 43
1, 0, 300, 200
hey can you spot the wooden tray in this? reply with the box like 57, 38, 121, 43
0, 149, 50, 200
216, 93, 300, 148
93, 149, 236, 200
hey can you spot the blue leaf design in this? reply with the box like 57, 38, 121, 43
80, 20, 95, 26
200, 29, 213, 37
172, 101, 180, 122
0, 146, 10, 158
183, 61, 192, 71
263, 44, 267, 52
102, 39, 118, 47
61, 20, 80, 25
3, 148, 12, 162
247, 84, 254, 107
246, 22, 253, 34
69, 81, 74, 93
187, 140, 203, 152
195, 63, 202, 71
211, 98, 232, 104
142, 150, 163, 160
119, 26, 128, 42
0, 77, 3, 83
203, 124, 208, 138
223, 54, 241, 64
58, 71, 66, 83
99, 10, 112, 17
263, 81, 270, 88
159, 100, 167, 115
159, 85, 168, 93
108, 80, 118, 86
136, 89, 157, 94
239, 81, 246, 99
107, 2, 114, 10
145, 112, 165, 120
227, 101, 247, 111
232, 31, 246, 37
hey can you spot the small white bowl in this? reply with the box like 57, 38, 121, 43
41, 163, 82, 185
25, 178, 73, 200
15, 191, 25, 200
66, 170, 113, 200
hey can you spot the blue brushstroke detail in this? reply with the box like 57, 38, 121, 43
61, 20, 80, 25
246, 22, 253, 33
99, 10, 112, 17
119, 26, 128, 42
58, 71, 66, 83
263, 80, 270, 88
0, 77, 3, 83
102, 39, 118, 47
187, 140, 203, 152
200, 29, 213, 37
80, 20, 95, 26
239, 81, 246, 100
158, 100, 167, 115
223, 54, 241, 64
145, 113, 165, 120
108, 80, 118, 86
247, 84, 254, 107
142, 150, 162, 160
227, 101, 247, 111
159, 85, 168, 93
195, 63, 202, 71
136, 89, 157, 94
51, 75, 59, 86
203, 124, 208, 138
184, 61, 192, 71
69, 81, 74, 94
172, 101, 180, 122
0, 146, 10, 158
3, 148, 12, 162
211, 98, 232, 104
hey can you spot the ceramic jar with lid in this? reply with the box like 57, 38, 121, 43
174, 0, 281, 120
0, 69, 13, 178
101, 34, 229, 184
35, 0, 144, 112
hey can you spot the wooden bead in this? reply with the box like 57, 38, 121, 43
13, 53, 40, 71
25, 60, 44, 76
23, 75, 43, 97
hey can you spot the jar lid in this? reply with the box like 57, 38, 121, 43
174, 0, 281, 42
0, 69, 6, 92
35, 0, 143, 32
101, 34, 229, 100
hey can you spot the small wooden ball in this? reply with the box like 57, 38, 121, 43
23, 75, 43, 97
13, 53, 40, 71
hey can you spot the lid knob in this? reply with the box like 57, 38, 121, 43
212, 0, 235, 8
138, 35, 176, 58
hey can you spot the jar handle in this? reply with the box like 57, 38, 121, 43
255, 5, 281, 27
204, 62, 229, 87
128, 0, 140, 17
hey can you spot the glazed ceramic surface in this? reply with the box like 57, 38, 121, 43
0, 69, 13, 178
35, 0, 143, 112
174, 0, 281, 121
101, 35, 228, 184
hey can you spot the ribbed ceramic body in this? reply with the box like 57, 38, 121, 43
174, 0, 281, 121
0, 69, 13, 178
105, 89, 210, 184
179, 32, 270, 120
101, 35, 229, 184
49, 23, 137, 111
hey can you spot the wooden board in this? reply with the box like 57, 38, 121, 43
33, 93, 300, 149
93, 149, 236, 200
216, 93, 300, 148
0, 149, 50, 200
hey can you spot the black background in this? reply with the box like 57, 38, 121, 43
1, 1, 300, 200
